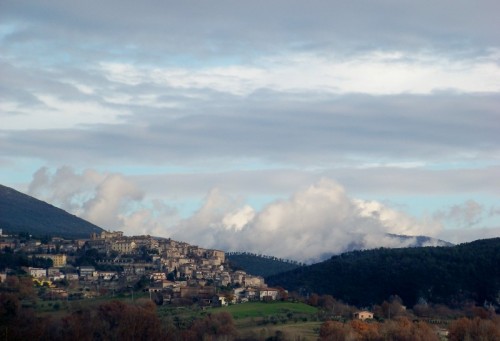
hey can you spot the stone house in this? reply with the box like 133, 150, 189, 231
258, 288, 280, 301
353, 311, 374, 320
111, 240, 136, 254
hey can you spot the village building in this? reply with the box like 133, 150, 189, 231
98, 271, 118, 281
258, 288, 280, 301
111, 240, 136, 254
29, 267, 47, 278
0, 238, 16, 250
206, 249, 225, 263
132, 235, 159, 250
91, 230, 124, 240
79, 266, 96, 278
66, 273, 79, 281
150, 272, 167, 281
38, 254, 67, 267
0, 273, 7, 283
353, 311, 374, 320
47, 267, 65, 281
245, 275, 265, 287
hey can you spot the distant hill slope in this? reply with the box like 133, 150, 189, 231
227, 235, 452, 277
296, 233, 453, 263
266, 238, 500, 308
386, 234, 453, 247
227, 252, 303, 277
0, 184, 103, 239
328, 233, 453, 258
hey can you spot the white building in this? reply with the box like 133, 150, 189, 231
258, 288, 280, 301
29, 267, 47, 278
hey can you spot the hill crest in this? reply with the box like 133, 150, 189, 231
266, 237, 500, 307
0, 184, 104, 239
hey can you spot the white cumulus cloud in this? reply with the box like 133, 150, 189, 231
27, 167, 177, 236
27, 168, 449, 262
172, 178, 442, 262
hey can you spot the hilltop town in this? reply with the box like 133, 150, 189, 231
0, 228, 283, 306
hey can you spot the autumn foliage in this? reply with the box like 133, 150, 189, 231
319, 317, 439, 341
0, 288, 241, 341
448, 316, 500, 341
182, 311, 238, 341
0, 296, 165, 341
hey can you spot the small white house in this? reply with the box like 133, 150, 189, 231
79, 266, 96, 277
217, 294, 228, 306
353, 311, 374, 320
29, 267, 47, 278
258, 288, 280, 301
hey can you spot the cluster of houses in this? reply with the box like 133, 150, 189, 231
0, 228, 284, 306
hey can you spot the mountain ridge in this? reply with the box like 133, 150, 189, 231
0, 184, 104, 239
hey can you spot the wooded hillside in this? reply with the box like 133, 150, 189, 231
227, 252, 303, 277
266, 238, 500, 308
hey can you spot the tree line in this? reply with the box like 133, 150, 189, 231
226, 252, 304, 277
227, 252, 305, 266
266, 238, 500, 308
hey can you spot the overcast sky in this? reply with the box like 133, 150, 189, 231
1, 1, 499, 261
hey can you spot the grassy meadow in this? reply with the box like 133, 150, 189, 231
212, 301, 318, 319
212, 301, 321, 340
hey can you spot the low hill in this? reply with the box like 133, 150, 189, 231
227, 235, 452, 275
0, 184, 103, 239
266, 238, 500, 308
386, 233, 453, 247
326, 233, 453, 259
227, 252, 303, 277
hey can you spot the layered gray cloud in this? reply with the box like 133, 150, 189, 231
1, 1, 499, 256
2, 1, 499, 58
2, 93, 499, 167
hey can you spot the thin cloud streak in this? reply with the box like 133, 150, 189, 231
99, 51, 500, 96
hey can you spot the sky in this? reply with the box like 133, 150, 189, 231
1, 1, 499, 262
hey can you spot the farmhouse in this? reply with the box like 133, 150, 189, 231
258, 288, 280, 301
354, 310, 374, 320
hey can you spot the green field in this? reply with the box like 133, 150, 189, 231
212, 301, 318, 319
212, 301, 321, 340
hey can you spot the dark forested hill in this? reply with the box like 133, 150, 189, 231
227, 252, 303, 277
266, 238, 500, 308
226, 235, 452, 277
0, 184, 103, 239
